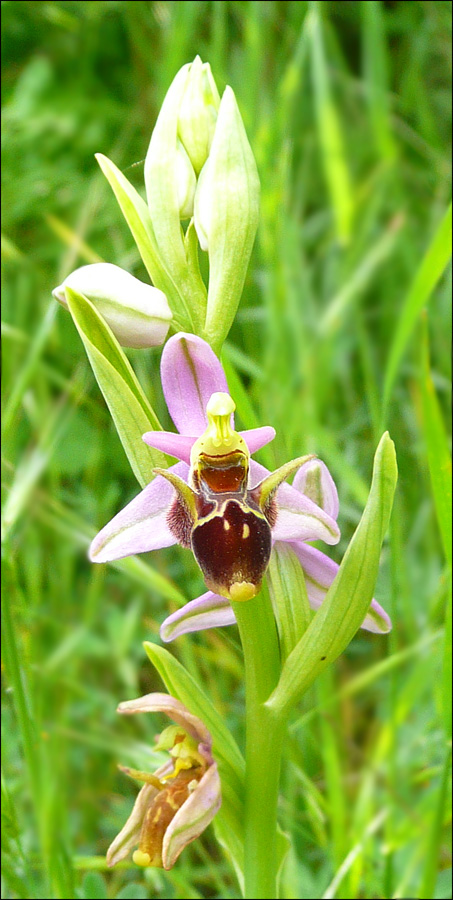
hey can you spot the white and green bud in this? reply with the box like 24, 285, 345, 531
175, 140, 197, 220
53, 263, 172, 349
194, 87, 260, 351
144, 61, 210, 332
177, 55, 220, 175
145, 57, 260, 349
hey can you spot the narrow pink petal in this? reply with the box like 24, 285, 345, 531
287, 541, 392, 634
250, 461, 340, 545
160, 591, 235, 642
292, 458, 339, 520
240, 426, 276, 454
162, 763, 222, 870
89, 462, 189, 562
143, 426, 276, 465
161, 333, 229, 435
143, 431, 194, 463
117, 692, 211, 744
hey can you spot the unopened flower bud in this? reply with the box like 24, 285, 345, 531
177, 55, 220, 175
53, 263, 172, 349
194, 87, 260, 350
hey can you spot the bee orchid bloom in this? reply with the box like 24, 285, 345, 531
89, 333, 390, 636
106, 693, 221, 870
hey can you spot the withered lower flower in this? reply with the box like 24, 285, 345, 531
107, 693, 221, 870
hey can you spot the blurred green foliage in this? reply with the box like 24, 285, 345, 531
2, 2, 451, 898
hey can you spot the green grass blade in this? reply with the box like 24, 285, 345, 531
307, 3, 354, 244
419, 317, 452, 566
382, 203, 452, 420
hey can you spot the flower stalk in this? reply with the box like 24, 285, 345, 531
232, 584, 286, 899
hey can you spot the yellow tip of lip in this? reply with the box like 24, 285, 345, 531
132, 850, 152, 868
229, 582, 257, 602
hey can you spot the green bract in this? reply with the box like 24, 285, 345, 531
267, 431, 398, 717
65, 287, 166, 487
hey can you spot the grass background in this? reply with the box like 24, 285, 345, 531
2, 1, 452, 898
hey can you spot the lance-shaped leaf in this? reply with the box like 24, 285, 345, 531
194, 87, 260, 353
267, 432, 397, 718
65, 287, 165, 486
144, 642, 244, 782
95, 153, 195, 333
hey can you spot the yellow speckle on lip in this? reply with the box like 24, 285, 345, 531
242, 523, 250, 539
133, 850, 152, 867
229, 581, 256, 602
224, 519, 230, 531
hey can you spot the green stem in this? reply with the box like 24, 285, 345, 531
232, 582, 285, 899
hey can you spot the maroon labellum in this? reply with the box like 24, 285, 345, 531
154, 393, 314, 602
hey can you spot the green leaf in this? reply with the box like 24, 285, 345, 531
420, 318, 452, 567
268, 432, 397, 717
361, 1, 396, 163
95, 153, 194, 333
80, 872, 107, 900
143, 642, 244, 781
308, 4, 354, 245
382, 203, 452, 418
418, 748, 452, 900
66, 287, 165, 487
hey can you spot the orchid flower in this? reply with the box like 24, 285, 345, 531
89, 332, 391, 639
107, 693, 221, 870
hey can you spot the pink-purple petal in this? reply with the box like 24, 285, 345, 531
292, 458, 339, 520
89, 462, 189, 563
143, 431, 195, 463
143, 426, 276, 465
287, 541, 392, 634
161, 333, 229, 435
117, 692, 211, 744
240, 426, 276, 454
160, 591, 236, 642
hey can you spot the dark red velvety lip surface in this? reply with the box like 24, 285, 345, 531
191, 498, 272, 596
